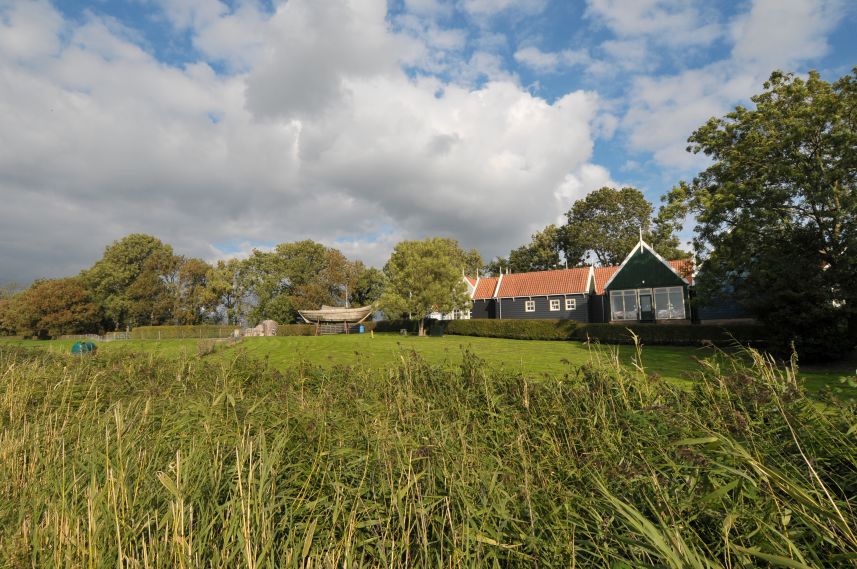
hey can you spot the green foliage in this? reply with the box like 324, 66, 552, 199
0, 343, 853, 566
129, 325, 237, 339
447, 318, 578, 340
444, 320, 766, 346
572, 323, 768, 346
351, 266, 386, 306
81, 233, 172, 329
12, 277, 101, 338
502, 224, 564, 274
668, 68, 857, 360
240, 240, 365, 325
380, 237, 478, 335
274, 324, 316, 336
562, 186, 686, 266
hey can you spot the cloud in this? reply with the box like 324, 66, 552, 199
617, 0, 846, 169
730, 0, 844, 70
0, 0, 605, 282
514, 46, 590, 73
585, 0, 722, 47
460, 0, 548, 17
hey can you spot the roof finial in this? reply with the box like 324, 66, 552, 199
639, 225, 643, 246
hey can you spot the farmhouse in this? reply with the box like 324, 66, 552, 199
465, 238, 743, 324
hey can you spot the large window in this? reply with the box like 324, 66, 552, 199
610, 290, 638, 321
653, 287, 685, 319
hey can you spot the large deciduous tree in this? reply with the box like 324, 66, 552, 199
561, 186, 685, 266
81, 234, 173, 329
667, 69, 857, 360
240, 240, 367, 324
14, 278, 101, 338
379, 237, 478, 336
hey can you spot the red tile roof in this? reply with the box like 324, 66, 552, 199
496, 267, 591, 298
593, 266, 619, 295
464, 275, 477, 287
472, 277, 499, 300
669, 259, 694, 285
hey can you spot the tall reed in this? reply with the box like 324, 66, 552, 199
0, 342, 853, 567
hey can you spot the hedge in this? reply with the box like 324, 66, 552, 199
446, 319, 578, 340
275, 324, 315, 336
572, 323, 768, 346
443, 319, 767, 346
130, 325, 238, 340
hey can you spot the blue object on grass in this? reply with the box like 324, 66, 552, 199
71, 341, 97, 354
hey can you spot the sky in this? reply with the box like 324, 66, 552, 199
1, 0, 854, 283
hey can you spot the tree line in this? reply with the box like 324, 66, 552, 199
1, 68, 854, 359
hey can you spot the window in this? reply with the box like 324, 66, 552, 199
549, 299, 560, 311
653, 286, 685, 319
525, 300, 535, 312
565, 298, 576, 311
610, 290, 638, 321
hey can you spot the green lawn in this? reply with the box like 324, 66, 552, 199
2, 333, 853, 397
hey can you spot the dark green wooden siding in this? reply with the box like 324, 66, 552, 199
605, 247, 686, 291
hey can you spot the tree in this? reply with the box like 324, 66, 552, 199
204, 259, 248, 325
81, 234, 173, 330
350, 265, 386, 306
561, 186, 686, 266
14, 278, 101, 338
507, 224, 564, 272
379, 237, 474, 336
239, 240, 365, 324
175, 258, 212, 324
666, 68, 857, 359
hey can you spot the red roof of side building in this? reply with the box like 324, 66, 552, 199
668, 259, 694, 285
593, 266, 619, 295
495, 267, 591, 298
464, 275, 477, 287
472, 277, 499, 300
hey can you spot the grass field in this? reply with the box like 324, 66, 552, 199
1, 334, 853, 398
0, 341, 854, 566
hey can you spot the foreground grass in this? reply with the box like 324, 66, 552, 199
0, 343, 854, 567
2, 334, 851, 397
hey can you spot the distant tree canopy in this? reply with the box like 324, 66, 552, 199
667, 68, 857, 360
561, 186, 685, 266
0, 233, 396, 337
380, 237, 479, 336
12, 277, 100, 338
486, 187, 685, 276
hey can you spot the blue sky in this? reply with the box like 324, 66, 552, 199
0, 0, 854, 281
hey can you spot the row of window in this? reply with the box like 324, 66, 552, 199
524, 298, 576, 312
609, 287, 685, 321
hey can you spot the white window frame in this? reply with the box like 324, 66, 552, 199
610, 290, 639, 321
524, 300, 535, 312
565, 298, 576, 311
549, 299, 561, 311
653, 286, 686, 320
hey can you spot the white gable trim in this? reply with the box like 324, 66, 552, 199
492, 273, 503, 298
601, 240, 690, 291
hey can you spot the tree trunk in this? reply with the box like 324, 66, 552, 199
418, 319, 425, 337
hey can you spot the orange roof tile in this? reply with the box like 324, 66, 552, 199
593, 266, 619, 295
668, 259, 694, 285
496, 267, 591, 298
464, 275, 477, 287
472, 277, 499, 300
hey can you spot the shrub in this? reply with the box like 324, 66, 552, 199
572, 323, 768, 346
275, 324, 315, 336
130, 325, 237, 339
447, 319, 578, 340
